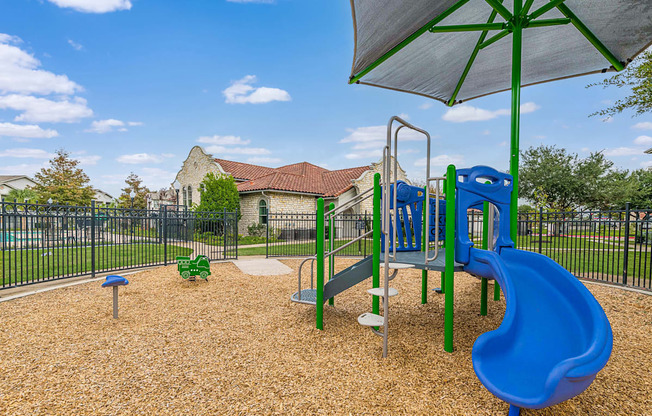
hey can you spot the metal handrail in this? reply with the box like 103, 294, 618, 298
426, 177, 445, 263
324, 187, 373, 218
324, 229, 373, 258
297, 256, 316, 301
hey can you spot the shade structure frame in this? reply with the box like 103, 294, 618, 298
348, 0, 649, 104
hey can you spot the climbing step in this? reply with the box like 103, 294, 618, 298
367, 287, 398, 297
358, 312, 385, 327
290, 289, 317, 305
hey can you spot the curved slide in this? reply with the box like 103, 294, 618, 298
467, 247, 613, 412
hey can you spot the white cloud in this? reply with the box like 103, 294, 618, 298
0, 34, 81, 95
197, 135, 251, 146
85, 119, 142, 134
47, 0, 132, 13
419, 102, 433, 110
520, 102, 540, 114
205, 145, 271, 155
414, 154, 464, 167
482, 130, 490, 135
246, 157, 282, 165
533, 135, 546, 140
0, 94, 92, 123
603, 147, 644, 157
67, 39, 83, 51
633, 135, 652, 145
223, 75, 291, 104
116, 153, 173, 164
140, 167, 177, 190
581, 147, 590, 152
442, 102, 540, 123
0, 148, 54, 158
398, 113, 409, 120
641, 160, 652, 169
633, 122, 652, 130
0, 122, 58, 138
345, 149, 383, 160
341, 125, 425, 147
0, 162, 48, 175
499, 141, 507, 147
74, 154, 101, 166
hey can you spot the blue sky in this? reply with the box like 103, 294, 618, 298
0, 0, 650, 197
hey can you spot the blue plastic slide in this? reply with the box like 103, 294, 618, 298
453, 165, 612, 414
466, 247, 613, 412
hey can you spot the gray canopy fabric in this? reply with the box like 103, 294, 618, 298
349, 0, 652, 104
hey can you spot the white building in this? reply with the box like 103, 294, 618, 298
0, 175, 37, 199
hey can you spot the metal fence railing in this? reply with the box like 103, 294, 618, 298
266, 212, 373, 258
516, 205, 651, 290
0, 201, 238, 289
265, 206, 651, 291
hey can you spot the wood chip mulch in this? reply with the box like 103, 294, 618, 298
0, 259, 650, 415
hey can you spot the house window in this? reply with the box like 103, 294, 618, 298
187, 185, 193, 207
259, 199, 268, 225
183, 187, 187, 206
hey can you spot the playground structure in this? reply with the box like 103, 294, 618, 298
176, 255, 211, 281
291, 116, 613, 415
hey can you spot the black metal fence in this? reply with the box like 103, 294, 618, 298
516, 206, 651, 290
266, 212, 373, 258
266, 207, 651, 291
0, 201, 238, 289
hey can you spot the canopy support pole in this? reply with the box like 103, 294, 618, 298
509, 0, 523, 245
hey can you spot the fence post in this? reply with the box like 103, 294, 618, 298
163, 208, 168, 266
266, 213, 269, 258
223, 208, 227, 260
91, 200, 96, 277
623, 202, 630, 286
235, 209, 239, 259
538, 207, 543, 254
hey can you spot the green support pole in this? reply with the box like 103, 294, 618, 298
444, 164, 456, 353
509, 0, 523, 246
372, 173, 381, 317
328, 202, 335, 306
316, 198, 325, 330
481, 198, 489, 316
494, 278, 501, 301
421, 186, 428, 304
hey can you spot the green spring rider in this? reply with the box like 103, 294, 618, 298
176, 255, 211, 281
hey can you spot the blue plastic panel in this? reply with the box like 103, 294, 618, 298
455, 166, 514, 264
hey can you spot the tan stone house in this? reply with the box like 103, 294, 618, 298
174, 146, 409, 235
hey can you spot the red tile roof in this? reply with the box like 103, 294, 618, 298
214, 159, 276, 181
216, 159, 369, 197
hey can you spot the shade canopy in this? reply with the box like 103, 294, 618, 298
349, 0, 652, 104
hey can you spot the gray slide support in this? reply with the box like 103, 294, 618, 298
323, 256, 374, 301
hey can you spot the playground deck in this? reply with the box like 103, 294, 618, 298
0, 259, 649, 415
381, 248, 464, 271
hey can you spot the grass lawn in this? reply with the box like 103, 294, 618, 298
1, 244, 192, 286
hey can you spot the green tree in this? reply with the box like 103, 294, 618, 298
196, 172, 241, 217
5, 188, 37, 203
519, 145, 616, 211
118, 173, 150, 209
629, 169, 652, 209
588, 50, 652, 118
32, 149, 95, 206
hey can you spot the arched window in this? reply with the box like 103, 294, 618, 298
187, 185, 193, 207
259, 199, 268, 225
182, 187, 187, 207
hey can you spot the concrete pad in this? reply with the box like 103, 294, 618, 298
233, 259, 293, 276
